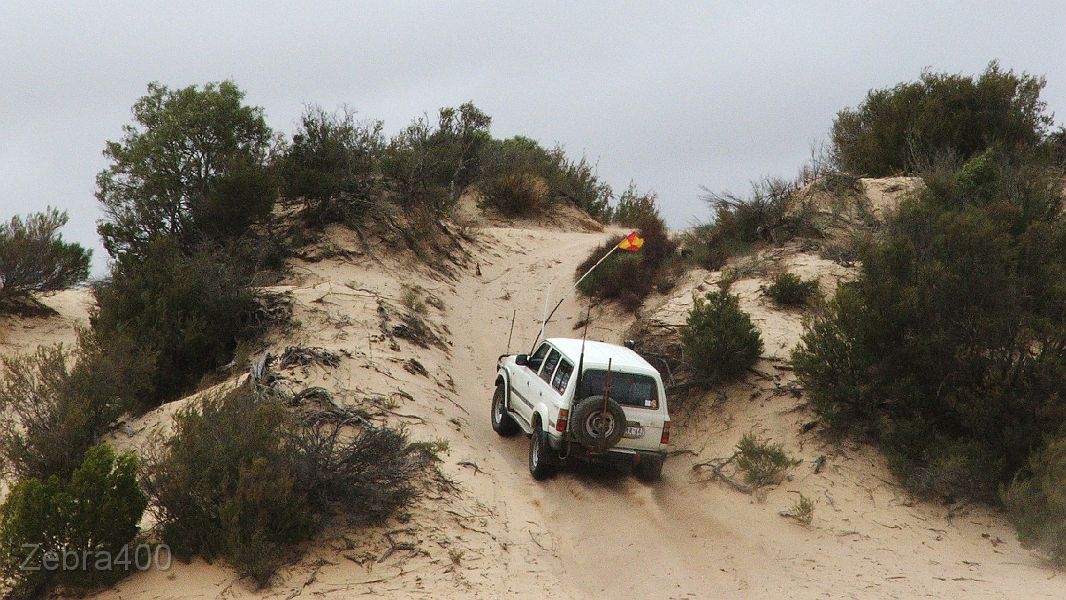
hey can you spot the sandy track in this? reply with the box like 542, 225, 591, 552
447, 226, 1065, 599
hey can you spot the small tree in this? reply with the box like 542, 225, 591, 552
832, 62, 1052, 176
681, 290, 762, 384
276, 106, 384, 227
96, 81, 275, 261
0, 444, 146, 596
382, 102, 491, 213
0, 208, 90, 308
793, 150, 1066, 501
92, 237, 257, 407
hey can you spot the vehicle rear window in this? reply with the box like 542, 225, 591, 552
551, 360, 574, 394
579, 370, 659, 409
540, 350, 561, 383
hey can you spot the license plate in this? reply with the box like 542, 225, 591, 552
624, 425, 645, 439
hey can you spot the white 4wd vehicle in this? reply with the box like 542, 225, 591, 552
491, 338, 670, 480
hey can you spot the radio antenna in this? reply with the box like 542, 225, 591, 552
574, 300, 593, 401
505, 309, 517, 354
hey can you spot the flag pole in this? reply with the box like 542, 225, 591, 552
529, 243, 620, 354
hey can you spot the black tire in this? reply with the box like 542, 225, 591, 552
490, 384, 519, 436
570, 395, 627, 451
635, 456, 664, 481
528, 425, 555, 480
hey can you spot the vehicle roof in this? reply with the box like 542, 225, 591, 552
543, 338, 658, 374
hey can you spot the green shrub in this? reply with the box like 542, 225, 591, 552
832, 61, 1052, 176
793, 150, 1066, 501
575, 213, 677, 310
681, 290, 763, 383
96, 81, 275, 262
0, 335, 152, 482
612, 184, 660, 227
0, 208, 90, 310
734, 433, 795, 488
479, 171, 548, 217
766, 272, 819, 307
1003, 435, 1066, 565
145, 386, 313, 585
92, 237, 258, 408
478, 135, 613, 220
276, 106, 384, 228
382, 102, 491, 214
0, 444, 147, 597
145, 385, 419, 586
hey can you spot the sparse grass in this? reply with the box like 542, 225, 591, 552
448, 548, 464, 565
782, 493, 815, 526
734, 433, 797, 489
401, 285, 428, 315
408, 439, 450, 461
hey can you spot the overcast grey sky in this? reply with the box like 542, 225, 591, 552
2, 1, 1064, 275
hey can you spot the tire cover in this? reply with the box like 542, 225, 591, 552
571, 395, 626, 450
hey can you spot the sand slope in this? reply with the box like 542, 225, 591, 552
1, 195, 1063, 599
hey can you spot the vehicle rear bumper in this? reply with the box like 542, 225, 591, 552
549, 436, 666, 466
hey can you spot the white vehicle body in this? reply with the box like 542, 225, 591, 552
493, 337, 671, 479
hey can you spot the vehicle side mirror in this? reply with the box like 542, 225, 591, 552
515, 354, 529, 366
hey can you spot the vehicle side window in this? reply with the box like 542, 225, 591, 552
528, 343, 549, 372
539, 350, 561, 384
551, 360, 574, 394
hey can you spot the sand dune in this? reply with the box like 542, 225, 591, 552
2, 191, 1063, 599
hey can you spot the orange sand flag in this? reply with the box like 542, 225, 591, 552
616, 230, 644, 252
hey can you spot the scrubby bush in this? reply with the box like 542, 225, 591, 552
766, 272, 819, 307
612, 184, 660, 227
681, 290, 762, 383
382, 102, 491, 214
276, 106, 384, 227
0, 335, 152, 482
0, 208, 90, 310
1003, 435, 1066, 565
793, 150, 1066, 501
832, 61, 1052, 176
685, 177, 817, 271
575, 213, 677, 310
478, 135, 613, 220
145, 385, 420, 586
734, 433, 795, 488
92, 237, 258, 408
96, 81, 276, 262
0, 444, 146, 597
145, 386, 312, 585
479, 171, 549, 217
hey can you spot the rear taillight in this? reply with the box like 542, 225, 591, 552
556, 409, 569, 433
660, 421, 671, 445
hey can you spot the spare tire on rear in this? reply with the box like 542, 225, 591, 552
570, 395, 626, 451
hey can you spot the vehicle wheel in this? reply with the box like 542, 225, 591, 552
635, 456, 664, 481
570, 395, 627, 451
528, 426, 556, 480
491, 384, 519, 436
